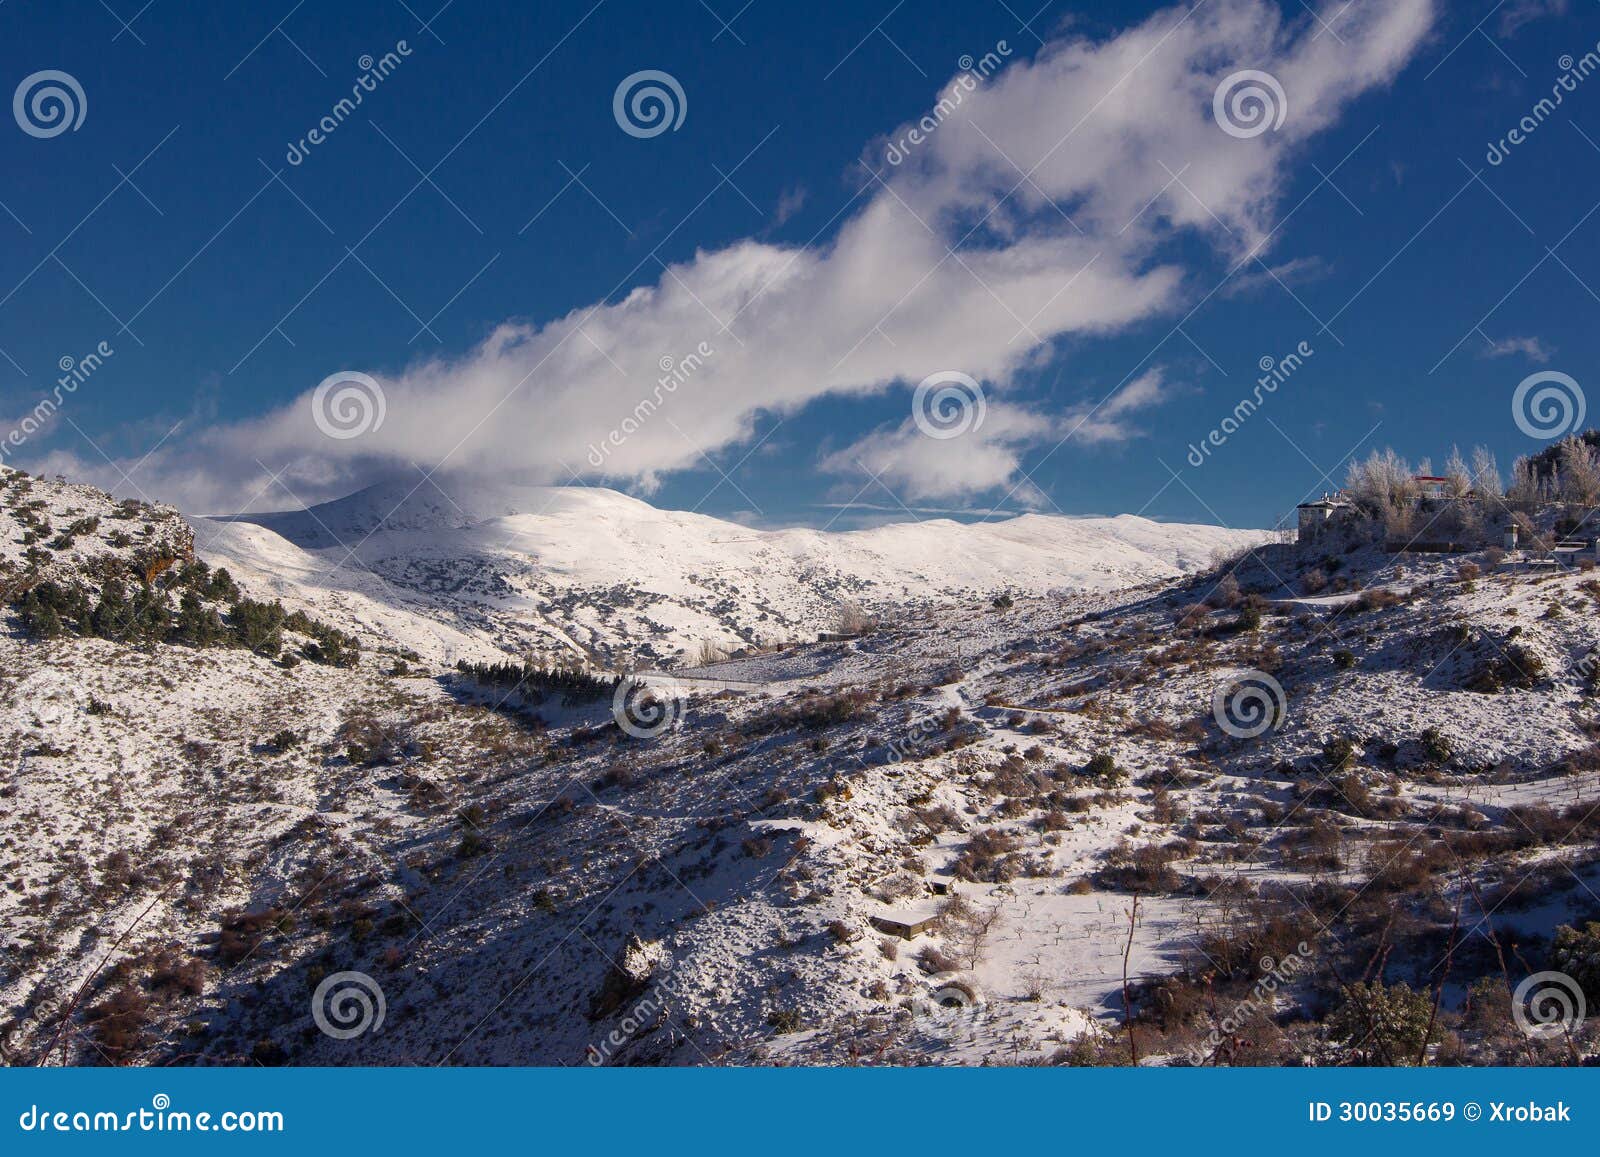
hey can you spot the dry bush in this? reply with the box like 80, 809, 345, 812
84, 982, 152, 1062
1097, 841, 1184, 893
1362, 838, 1451, 893
748, 687, 876, 733
950, 829, 1034, 883
833, 602, 877, 635
217, 907, 289, 964
1355, 588, 1403, 613
916, 944, 960, 974
1280, 814, 1344, 871
1189, 901, 1318, 981
147, 950, 206, 996
1208, 574, 1243, 610
336, 711, 417, 766
693, 639, 731, 666
870, 872, 922, 903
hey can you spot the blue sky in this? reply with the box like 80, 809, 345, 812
0, 0, 1596, 531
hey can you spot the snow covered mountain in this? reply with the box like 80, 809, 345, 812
204, 479, 1273, 666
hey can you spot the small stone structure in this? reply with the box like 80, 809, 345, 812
870, 911, 941, 940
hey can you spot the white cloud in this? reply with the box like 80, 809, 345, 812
1478, 334, 1553, 362
39, 0, 1435, 514
819, 370, 1173, 504
821, 401, 1057, 507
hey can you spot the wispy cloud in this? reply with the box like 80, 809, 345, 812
1218, 254, 1331, 298
1478, 334, 1553, 362
772, 187, 807, 226
1498, 0, 1568, 38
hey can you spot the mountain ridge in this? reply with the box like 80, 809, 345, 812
204, 478, 1274, 666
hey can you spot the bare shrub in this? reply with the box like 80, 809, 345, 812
833, 602, 876, 635
937, 895, 1003, 970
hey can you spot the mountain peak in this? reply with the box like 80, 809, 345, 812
221, 478, 662, 548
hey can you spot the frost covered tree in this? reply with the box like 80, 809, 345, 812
1506, 456, 1545, 513
1469, 445, 1503, 503
1442, 446, 1472, 499
1557, 436, 1600, 506
1424, 445, 1487, 541
1345, 449, 1414, 514
1345, 449, 1418, 537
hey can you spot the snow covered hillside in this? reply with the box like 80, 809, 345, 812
205, 479, 1273, 666
5, 466, 1600, 1069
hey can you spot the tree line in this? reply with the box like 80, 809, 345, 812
12, 557, 359, 666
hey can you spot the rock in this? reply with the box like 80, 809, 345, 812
587, 933, 664, 1021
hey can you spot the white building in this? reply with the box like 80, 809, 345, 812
1296, 494, 1355, 543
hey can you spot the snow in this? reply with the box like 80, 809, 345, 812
5, 467, 1600, 1068
204, 479, 1272, 666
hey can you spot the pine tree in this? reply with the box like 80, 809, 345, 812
129, 587, 171, 643
230, 598, 285, 657
173, 590, 225, 646
205, 567, 240, 604
19, 590, 64, 639
91, 580, 131, 640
